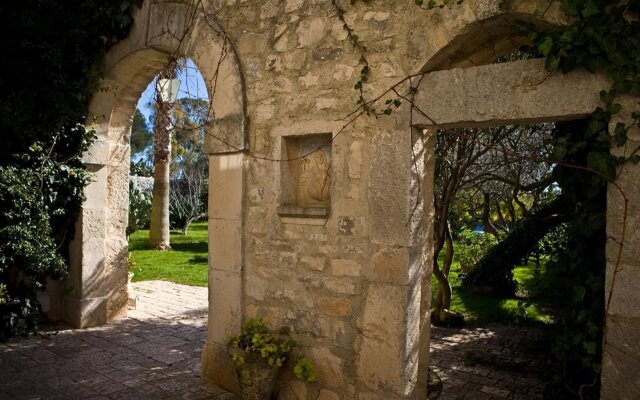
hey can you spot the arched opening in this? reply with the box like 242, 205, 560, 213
419, 7, 567, 73
409, 10, 632, 395
127, 56, 211, 314
55, 1, 246, 394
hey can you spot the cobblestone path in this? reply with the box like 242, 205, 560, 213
430, 325, 545, 400
1, 281, 545, 399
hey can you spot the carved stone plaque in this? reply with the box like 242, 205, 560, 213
281, 133, 332, 210
299, 146, 331, 207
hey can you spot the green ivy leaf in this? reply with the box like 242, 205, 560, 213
581, 1, 600, 18
538, 37, 554, 57
586, 151, 615, 179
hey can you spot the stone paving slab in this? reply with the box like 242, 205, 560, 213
0, 281, 544, 399
0, 281, 236, 400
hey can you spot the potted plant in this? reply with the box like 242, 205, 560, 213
228, 318, 316, 400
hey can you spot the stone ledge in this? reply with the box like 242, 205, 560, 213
277, 205, 330, 218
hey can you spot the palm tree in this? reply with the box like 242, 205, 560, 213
149, 58, 178, 250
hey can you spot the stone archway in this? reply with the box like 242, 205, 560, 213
412, 58, 639, 400
397, 3, 639, 396
60, 0, 246, 391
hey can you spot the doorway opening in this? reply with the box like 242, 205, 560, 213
428, 118, 606, 399
127, 57, 211, 318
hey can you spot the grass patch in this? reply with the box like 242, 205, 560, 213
128, 221, 208, 287
432, 258, 556, 325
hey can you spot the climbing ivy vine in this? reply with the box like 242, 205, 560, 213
525, 2, 639, 398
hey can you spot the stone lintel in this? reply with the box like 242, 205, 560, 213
413, 59, 611, 129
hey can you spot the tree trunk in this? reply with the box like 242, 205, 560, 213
439, 224, 454, 309
433, 222, 461, 325
481, 192, 499, 236
149, 59, 177, 250
462, 195, 573, 296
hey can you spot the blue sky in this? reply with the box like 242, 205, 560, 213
133, 59, 208, 162
136, 59, 209, 125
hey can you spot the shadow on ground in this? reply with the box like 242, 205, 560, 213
0, 311, 235, 400
430, 324, 546, 400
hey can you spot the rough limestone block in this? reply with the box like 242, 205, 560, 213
202, 341, 240, 394
310, 347, 345, 387
368, 129, 413, 246
330, 259, 361, 276
62, 295, 108, 328
317, 297, 353, 317
208, 219, 243, 273
356, 284, 411, 395
82, 141, 110, 166
604, 263, 640, 319
369, 247, 410, 285
207, 269, 242, 344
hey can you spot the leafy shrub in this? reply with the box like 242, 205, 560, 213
130, 160, 153, 177
228, 319, 316, 382
1, 135, 94, 342
0, 166, 68, 339
456, 229, 499, 275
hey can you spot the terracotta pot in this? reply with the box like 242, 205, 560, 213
234, 361, 280, 400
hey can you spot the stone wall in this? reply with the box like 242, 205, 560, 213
209, 2, 434, 398
130, 175, 154, 194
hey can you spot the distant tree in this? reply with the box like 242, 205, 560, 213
432, 126, 512, 324
130, 108, 151, 156
432, 124, 556, 323
169, 98, 209, 234
170, 150, 207, 235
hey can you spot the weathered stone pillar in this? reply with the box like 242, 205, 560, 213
63, 139, 129, 328
355, 123, 432, 399
601, 109, 640, 399
201, 152, 245, 392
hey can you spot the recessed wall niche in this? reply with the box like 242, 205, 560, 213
278, 133, 332, 218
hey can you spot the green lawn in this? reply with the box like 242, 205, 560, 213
128, 221, 208, 287
129, 220, 554, 324
431, 257, 556, 325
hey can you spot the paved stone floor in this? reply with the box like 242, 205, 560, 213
430, 325, 545, 400
0, 281, 545, 400
0, 281, 237, 400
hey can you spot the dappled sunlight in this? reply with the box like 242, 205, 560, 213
430, 324, 546, 399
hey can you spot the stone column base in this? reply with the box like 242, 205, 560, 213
201, 341, 240, 394
62, 295, 108, 328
